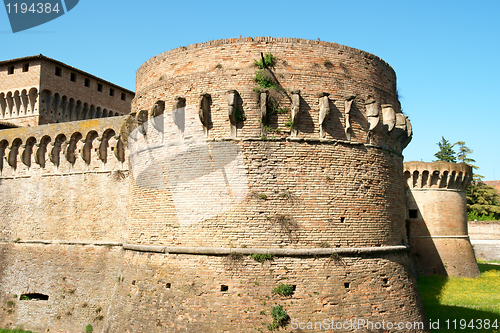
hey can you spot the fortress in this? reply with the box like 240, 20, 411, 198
0, 37, 477, 332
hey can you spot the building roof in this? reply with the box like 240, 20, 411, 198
484, 180, 500, 194
0, 54, 135, 95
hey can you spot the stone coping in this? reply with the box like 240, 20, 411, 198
0, 240, 409, 256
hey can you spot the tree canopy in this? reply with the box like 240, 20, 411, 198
434, 137, 457, 163
433, 138, 499, 220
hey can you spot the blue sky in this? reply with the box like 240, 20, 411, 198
1, 0, 499, 180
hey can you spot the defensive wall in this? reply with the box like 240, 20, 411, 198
404, 161, 480, 277
0, 37, 425, 332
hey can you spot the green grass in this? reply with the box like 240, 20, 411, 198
418, 261, 500, 332
0, 329, 37, 333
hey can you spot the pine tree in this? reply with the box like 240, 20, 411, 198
434, 137, 457, 163
455, 141, 483, 182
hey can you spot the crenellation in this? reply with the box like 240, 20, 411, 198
404, 161, 472, 190
0, 117, 129, 178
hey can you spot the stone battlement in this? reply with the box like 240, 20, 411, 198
404, 161, 472, 190
133, 37, 412, 153
0, 116, 128, 178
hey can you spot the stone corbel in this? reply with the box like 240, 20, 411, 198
136, 110, 149, 138
113, 134, 125, 164
381, 104, 396, 147
259, 89, 268, 135
344, 95, 356, 141
120, 113, 138, 144
318, 92, 330, 138
198, 94, 211, 137
228, 90, 238, 138
150, 100, 165, 142
401, 117, 412, 150
393, 113, 407, 151
5, 146, 14, 168
95, 136, 105, 161
365, 99, 380, 144
290, 90, 300, 138
172, 97, 186, 140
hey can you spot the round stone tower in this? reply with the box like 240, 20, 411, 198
404, 161, 480, 277
117, 37, 424, 332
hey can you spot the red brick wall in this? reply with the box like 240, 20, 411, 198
133, 37, 402, 144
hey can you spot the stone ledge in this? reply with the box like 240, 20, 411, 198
1, 240, 409, 256
0, 240, 409, 256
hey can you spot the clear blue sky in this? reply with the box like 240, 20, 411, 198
1, 0, 499, 180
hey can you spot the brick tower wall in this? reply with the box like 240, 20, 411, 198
404, 161, 480, 277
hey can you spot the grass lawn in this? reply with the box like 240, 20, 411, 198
0, 329, 36, 333
418, 261, 500, 332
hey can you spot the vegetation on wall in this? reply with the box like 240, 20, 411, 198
250, 253, 274, 264
267, 305, 290, 331
272, 283, 295, 297
253, 52, 290, 124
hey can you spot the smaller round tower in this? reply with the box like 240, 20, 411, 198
404, 161, 480, 277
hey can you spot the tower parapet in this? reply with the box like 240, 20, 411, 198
404, 161, 479, 277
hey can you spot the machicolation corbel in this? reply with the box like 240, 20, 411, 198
381, 104, 396, 147
290, 90, 300, 138
259, 89, 268, 135
172, 97, 186, 140
228, 90, 238, 138
318, 92, 330, 139
344, 95, 356, 141
150, 100, 165, 142
365, 99, 380, 144
198, 93, 211, 138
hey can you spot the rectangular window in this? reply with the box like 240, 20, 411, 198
8, 66, 14, 75
55, 67, 62, 76
22, 63, 29, 72
121, 93, 126, 101
109, 88, 114, 96
70, 73, 76, 82
97, 83, 103, 92
84, 78, 90, 87
409, 209, 418, 219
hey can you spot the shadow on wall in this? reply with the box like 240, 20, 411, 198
417, 263, 500, 333
406, 190, 448, 277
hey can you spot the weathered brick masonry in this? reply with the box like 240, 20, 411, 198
0, 38, 425, 332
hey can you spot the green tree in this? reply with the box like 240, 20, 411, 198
455, 141, 484, 182
434, 137, 457, 163
454, 141, 500, 220
467, 181, 500, 218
